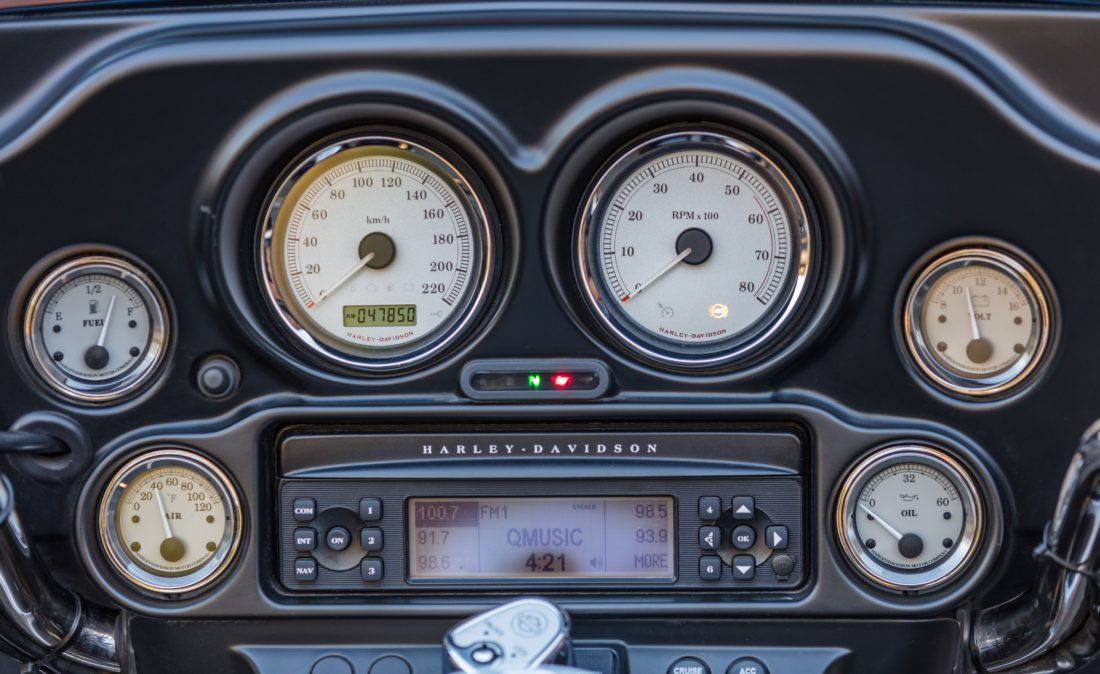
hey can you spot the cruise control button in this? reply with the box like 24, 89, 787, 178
361, 528, 383, 551
699, 556, 722, 580
360, 498, 383, 521
293, 528, 316, 552
765, 526, 788, 550
731, 555, 756, 580
294, 558, 317, 581
732, 525, 756, 550
699, 497, 721, 521
669, 657, 710, 674
732, 496, 754, 520
699, 526, 721, 551
326, 526, 351, 551
293, 498, 316, 522
361, 558, 383, 581
727, 657, 769, 674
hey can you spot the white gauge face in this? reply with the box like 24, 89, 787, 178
837, 446, 984, 592
577, 130, 812, 368
262, 135, 494, 371
854, 462, 965, 570
100, 450, 241, 594
25, 256, 170, 403
905, 247, 1052, 397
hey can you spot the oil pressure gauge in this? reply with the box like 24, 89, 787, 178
575, 128, 814, 370
23, 255, 170, 403
836, 445, 984, 592
99, 449, 242, 595
902, 245, 1054, 398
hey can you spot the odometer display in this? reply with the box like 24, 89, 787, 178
576, 129, 813, 369
260, 134, 495, 372
343, 304, 417, 327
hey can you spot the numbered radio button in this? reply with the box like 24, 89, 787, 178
700, 526, 721, 551
699, 497, 722, 521
700, 556, 722, 580
359, 498, 383, 522
361, 528, 383, 551
361, 558, 384, 582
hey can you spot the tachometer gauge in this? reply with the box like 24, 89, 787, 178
902, 246, 1053, 398
23, 255, 170, 403
259, 134, 497, 372
836, 445, 984, 592
99, 449, 242, 595
575, 128, 813, 369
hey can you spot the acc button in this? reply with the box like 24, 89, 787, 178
727, 658, 768, 674
669, 657, 710, 674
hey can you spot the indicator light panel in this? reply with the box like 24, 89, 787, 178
460, 360, 611, 401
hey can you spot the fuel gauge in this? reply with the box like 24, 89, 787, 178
23, 255, 170, 403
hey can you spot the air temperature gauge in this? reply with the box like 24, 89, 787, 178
836, 445, 984, 592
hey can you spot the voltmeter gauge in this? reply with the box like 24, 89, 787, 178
99, 449, 242, 595
23, 255, 170, 403
836, 445, 984, 592
902, 246, 1053, 398
575, 128, 814, 370
259, 133, 497, 373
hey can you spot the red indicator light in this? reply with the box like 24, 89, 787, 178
551, 374, 572, 389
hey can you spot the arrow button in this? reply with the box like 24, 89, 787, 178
732, 555, 756, 580
765, 526, 788, 550
732, 496, 754, 520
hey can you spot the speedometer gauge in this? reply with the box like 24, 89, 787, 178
575, 129, 813, 369
260, 134, 497, 372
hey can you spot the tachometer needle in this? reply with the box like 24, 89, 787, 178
316, 251, 376, 304
622, 248, 692, 303
96, 295, 117, 347
858, 502, 904, 541
154, 488, 174, 540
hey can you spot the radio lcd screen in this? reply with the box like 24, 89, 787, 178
407, 496, 676, 580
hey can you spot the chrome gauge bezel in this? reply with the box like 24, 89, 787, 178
23, 255, 170, 404
574, 129, 814, 370
258, 133, 498, 374
902, 246, 1053, 398
835, 445, 984, 593
98, 449, 243, 596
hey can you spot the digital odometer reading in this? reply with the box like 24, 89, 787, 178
343, 304, 417, 327
407, 497, 675, 580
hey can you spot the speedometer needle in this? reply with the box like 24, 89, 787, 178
858, 502, 904, 541
316, 251, 376, 304
622, 248, 692, 303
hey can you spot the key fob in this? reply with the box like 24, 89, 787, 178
445, 598, 570, 674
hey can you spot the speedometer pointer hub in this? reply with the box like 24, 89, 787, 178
359, 231, 396, 270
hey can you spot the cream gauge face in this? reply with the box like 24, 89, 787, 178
24, 255, 170, 403
576, 129, 812, 369
260, 134, 495, 372
904, 247, 1053, 397
100, 450, 241, 594
836, 446, 983, 592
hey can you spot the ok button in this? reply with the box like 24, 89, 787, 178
326, 526, 351, 551
732, 525, 756, 551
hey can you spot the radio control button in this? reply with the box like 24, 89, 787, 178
731, 555, 756, 580
732, 525, 756, 550
360, 498, 383, 522
361, 528, 383, 551
727, 657, 769, 674
699, 556, 722, 580
293, 528, 317, 552
699, 526, 721, 551
765, 526, 788, 550
294, 558, 318, 581
669, 656, 710, 674
732, 496, 754, 520
771, 554, 795, 579
293, 498, 317, 522
361, 558, 383, 581
699, 497, 721, 521
326, 527, 351, 551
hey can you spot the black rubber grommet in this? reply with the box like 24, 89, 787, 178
7, 412, 92, 484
